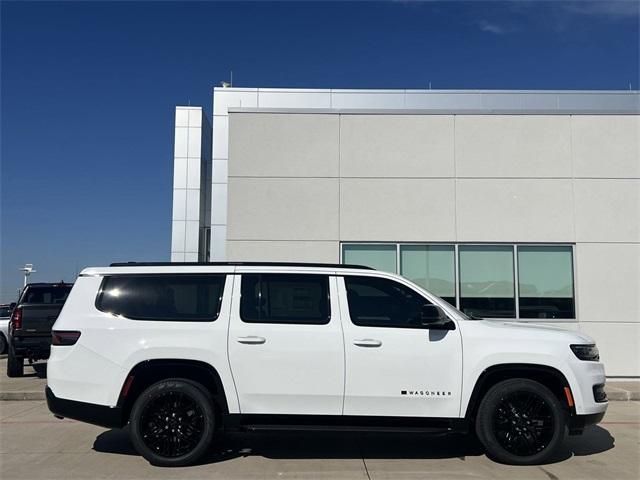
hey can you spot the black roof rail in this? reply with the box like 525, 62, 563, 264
108, 261, 374, 270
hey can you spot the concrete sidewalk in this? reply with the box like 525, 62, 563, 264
0, 357, 638, 401
0, 357, 47, 400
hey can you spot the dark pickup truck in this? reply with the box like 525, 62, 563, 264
7, 282, 73, 377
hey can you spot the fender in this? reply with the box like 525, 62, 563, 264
462, 363, 575, 422
116, 359, 231, 423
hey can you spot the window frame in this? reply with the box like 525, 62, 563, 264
95, 273, 227, 322
239, 273, 332, 325
341, 242, 577, 322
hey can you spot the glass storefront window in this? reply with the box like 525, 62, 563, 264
341, 243, 575, 321
400, 245, 455, 306
342, 244, 397, 273
459, 245, 515, 318
518, 246, 575, 319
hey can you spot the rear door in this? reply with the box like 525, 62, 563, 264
338, 274, 462, 418
227, 270, 345, 415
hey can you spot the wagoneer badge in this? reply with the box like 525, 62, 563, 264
401, 390, 452, 396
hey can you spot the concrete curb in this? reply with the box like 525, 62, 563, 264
1, 392, 45, 401
605, 387, 640, 401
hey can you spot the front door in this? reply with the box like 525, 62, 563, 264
338, 274, 462, 418
228, 271, 345, 415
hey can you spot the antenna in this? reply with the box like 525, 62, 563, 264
230, 70, 233, 87
429, 81, 432, 90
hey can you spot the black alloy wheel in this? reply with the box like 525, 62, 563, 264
492, 390, 555, 456
130, 379, 216, 466
140, 390, 205, 458
476, 378, 566, 465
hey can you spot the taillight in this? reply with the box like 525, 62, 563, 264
52, 330, 81, 346
10, 307, 22, 330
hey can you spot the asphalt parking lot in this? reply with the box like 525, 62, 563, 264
0, 400, 637, 480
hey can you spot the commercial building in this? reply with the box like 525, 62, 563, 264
172, 88, 639, 377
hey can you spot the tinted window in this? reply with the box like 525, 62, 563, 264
240, 274, 330, 324
342, 244, 397, 273
518, 246, 575, 319
344, 276, 431, 328
0, 307, 11, 317
96, 275, 225, 321
459, 245, 515, 318
400, 245, 456, 307
22, 285, 72, 305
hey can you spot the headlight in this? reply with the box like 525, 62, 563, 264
570, 344, 600, 362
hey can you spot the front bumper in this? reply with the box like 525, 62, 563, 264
46, 387, 125, 429
567, 410, 606, 435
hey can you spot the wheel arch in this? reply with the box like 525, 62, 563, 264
463, 363, 575, 422
117, 359, 229, 424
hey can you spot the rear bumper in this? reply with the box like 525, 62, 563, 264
11, 335, 51, 358
567, 411, 606, 435
46, 387, 125, 429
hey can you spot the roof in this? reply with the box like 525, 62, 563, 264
214, 87, 640, 115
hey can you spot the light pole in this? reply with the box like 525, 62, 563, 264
19, 264, 36, 287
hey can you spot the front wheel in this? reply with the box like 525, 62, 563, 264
129, 379, 216, 467
475, 379, 566, 465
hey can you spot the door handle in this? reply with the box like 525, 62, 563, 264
353, 339, 382, 348
237, 336, 266, 345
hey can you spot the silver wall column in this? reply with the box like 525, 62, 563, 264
171, 106, 212, 262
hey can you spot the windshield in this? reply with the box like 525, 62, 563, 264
21, 286, 72, 305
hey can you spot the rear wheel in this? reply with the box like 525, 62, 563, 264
475, 379, 566, 465
6, 346, 24, 377
129, 379, 216, 467
0, 334, 7, 355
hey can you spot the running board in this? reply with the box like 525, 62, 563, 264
222, 414, 465, 435
242, 424, 453, 434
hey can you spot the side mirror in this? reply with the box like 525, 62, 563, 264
421, 304, 454, 329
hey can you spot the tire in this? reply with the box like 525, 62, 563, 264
0, 334, 7, 355
6, 345, 24, 377
475, 378, 566, 465
129, 379, 216, 467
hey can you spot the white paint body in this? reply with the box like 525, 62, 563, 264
48, 265, 608, 419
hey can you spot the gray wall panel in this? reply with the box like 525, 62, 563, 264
340, 115, 454, 177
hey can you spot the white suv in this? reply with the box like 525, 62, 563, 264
47, 262, 607, 467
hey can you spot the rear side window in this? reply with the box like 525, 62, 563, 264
240, 274, 330, 324
96, 274, 226, 321
22, 285, 72, 305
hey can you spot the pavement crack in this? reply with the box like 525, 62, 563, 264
356, 436, 372, 480
539, 466, 560, 480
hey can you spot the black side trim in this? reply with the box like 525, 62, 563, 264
222, 414, 466, 434
46, 387, 125, 429
567, 411, 606, 435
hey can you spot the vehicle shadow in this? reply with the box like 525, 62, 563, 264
22, 362, 47, 379
92, 425, 614, 466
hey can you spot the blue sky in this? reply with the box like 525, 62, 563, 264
1, 0, 638, 302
